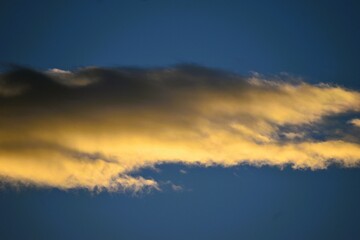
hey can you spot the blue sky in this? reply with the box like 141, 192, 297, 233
1, 0, 360, 87
1, 0, 360, 239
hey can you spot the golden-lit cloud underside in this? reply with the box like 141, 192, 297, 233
0, 65, 360, 191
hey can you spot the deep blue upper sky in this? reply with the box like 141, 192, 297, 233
1, 0, 360, 239
1, 0, 360, 87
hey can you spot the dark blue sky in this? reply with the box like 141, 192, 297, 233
1, 0, 360, 239
1, 0, 360, 87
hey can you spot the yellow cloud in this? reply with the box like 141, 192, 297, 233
0, 66, 359, 191
349, 118, 360, 127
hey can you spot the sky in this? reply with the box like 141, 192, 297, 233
1, 0, 360, 239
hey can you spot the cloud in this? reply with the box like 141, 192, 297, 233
171, 184, 183, 192
349, 118, 360, 128
0, 65, 360, 191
